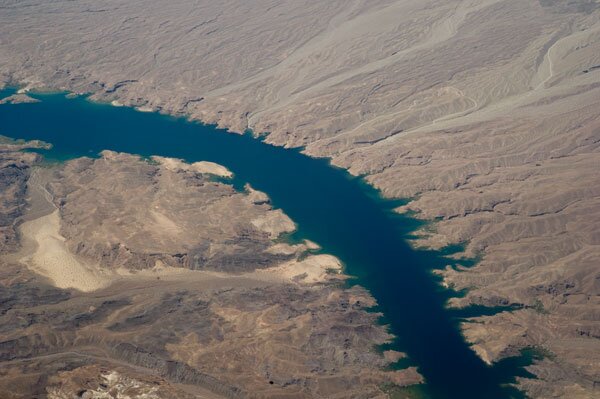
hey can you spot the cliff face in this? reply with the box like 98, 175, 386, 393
1, 0, 599, 396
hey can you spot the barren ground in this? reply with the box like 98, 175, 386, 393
0, 143, 419, 398
1, 0, 599, 397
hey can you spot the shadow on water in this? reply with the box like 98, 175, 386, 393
0, 88, 539, 398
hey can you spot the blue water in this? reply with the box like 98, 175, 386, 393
0, 88, 537, 398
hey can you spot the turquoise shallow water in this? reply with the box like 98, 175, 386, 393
0, 88, 538, 398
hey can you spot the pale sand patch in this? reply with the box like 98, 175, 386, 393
250, 209, 295, 238
254, 254, 342, 284
265, 239, 321, 256
135, 106, 154, 112
152, 155, 232, 177
134, 254, 344, 286
265, 242, 306, 256
110, 100, 124, 107
115, 260, 206, 281
19, 210, 110, 292
244, 184, 270, 204
304, 240, 320, 250
190, 161, 232, 177
119, 253, 344, 287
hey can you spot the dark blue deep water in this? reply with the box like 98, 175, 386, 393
0, 88, 538, 398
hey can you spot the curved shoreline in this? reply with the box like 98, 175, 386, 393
1, 86, 534, 398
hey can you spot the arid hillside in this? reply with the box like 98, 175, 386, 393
1, 0, 599, 397
0, 141, 419, 398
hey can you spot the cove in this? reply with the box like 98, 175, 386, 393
0, 88, 535, 398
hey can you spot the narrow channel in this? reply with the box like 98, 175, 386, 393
0, 88, 535, 398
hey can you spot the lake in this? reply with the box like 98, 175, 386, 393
0, 88, 536, 398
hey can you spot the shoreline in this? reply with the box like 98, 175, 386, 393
0, 133, 421, 397
0, 84, 535, 398
0, 83, 521, 332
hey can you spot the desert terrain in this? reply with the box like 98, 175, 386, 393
1, 0, 600, 397
0, 139, 420, 397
